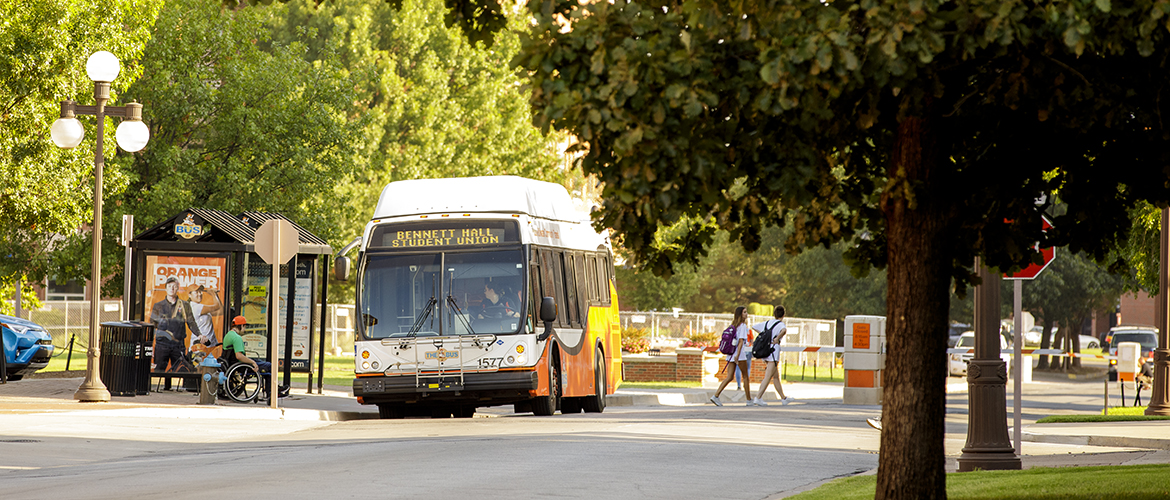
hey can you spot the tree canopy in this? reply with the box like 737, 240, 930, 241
515, 1, 1170, 496
0, 0, 162, 306
266, 0, 566, 250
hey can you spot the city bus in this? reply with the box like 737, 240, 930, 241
339, 176, 622, 418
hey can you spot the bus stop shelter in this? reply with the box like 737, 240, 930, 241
126, 209, 333, 393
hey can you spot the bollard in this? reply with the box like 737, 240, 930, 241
198, 356, 221, 405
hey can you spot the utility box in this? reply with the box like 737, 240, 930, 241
1116, 341, 1141, 388
844, 315, 886, 405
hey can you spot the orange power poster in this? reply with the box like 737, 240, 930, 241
143, 255, 227, 372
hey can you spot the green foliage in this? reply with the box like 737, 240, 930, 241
682, 331, 718, 348
782, 242, 887, 321
266, 0, 565, 251
70, 0, 362, 297
515, 1, 1170, 494
0, 0, 162, 289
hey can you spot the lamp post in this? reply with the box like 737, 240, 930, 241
50, 51, 150, 402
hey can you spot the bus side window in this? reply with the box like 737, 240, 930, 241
529, 252, 542, 331
573, 252, 588, 312
560, 251, 579, 327
541, 249, 565, 328
598, 255, 612, 306
585, 254, 599, 305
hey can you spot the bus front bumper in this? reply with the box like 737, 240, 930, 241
353, 370, 538, 406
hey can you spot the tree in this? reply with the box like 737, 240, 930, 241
60, 0, 363, 298
0, 0, 162, 299
781, 242, 887, 322
266, 0, 566, 251
1022, 249, 1123, 370
515, 2, 1170, 496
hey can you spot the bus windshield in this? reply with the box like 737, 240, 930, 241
359, 249, 526, 339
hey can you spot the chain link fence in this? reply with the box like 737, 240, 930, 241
618, 311, 839, 375
5, 300, 359, 359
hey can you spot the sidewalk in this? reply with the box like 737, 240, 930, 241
3, 376, 1168, 454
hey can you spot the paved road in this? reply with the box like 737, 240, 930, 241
2, 405, 881, 500
2, 370, 1167, 500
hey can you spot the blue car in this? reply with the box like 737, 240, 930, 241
2, 314, 54, 381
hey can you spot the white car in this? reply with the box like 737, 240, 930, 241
948, 331, 1009, 377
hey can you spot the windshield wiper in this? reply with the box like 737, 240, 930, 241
407, 276, 437, 338
447, 295, 478, 336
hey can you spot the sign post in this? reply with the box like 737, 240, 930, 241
254, 219, 298, 409
1003, 216, 1055, 455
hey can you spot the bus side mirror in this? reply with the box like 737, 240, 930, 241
537, 297, 556, 342
334, 256, 351, 281
539, 297, 557, 322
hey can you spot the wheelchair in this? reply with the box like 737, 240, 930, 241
218, 360, 289, 403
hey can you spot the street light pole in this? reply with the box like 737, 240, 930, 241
50, 51, 149, 403
1147, 207, 1170, 415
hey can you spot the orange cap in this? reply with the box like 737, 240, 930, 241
232, 315, 247, 326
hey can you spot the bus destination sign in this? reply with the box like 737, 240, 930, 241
383, 227, 509, 249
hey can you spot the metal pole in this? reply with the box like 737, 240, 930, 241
1013, 279, 1023, 455
75, 81, 112, 402
283, 256, 296, 391
1147, 207, 1170, 415
122, 215, 133, 321
958, 257, 1021, 471
317, 257, 330, 394
270, 260, 279, 409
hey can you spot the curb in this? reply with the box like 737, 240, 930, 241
53, 405, 379, 422
1021, 431, 1170, 451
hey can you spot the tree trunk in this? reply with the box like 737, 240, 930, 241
1036, 319, 1054, 369
875, 114, 950, 499
1071, 316, 1084, 369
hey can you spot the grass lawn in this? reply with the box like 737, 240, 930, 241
1033, 406, 1170, 423
789, 464, 1170, 500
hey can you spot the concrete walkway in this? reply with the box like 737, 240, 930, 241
3, 375, 1168, 454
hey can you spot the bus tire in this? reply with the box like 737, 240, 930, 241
378, 404, 404, 419
532, 356, 559, 416
584, 346, 606, 413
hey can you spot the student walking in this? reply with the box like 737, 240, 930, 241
751, 305, 794, 406
709, 306, 752, 406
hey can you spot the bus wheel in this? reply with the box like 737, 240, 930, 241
378, 404, 404, 419
583, 347, 606, 413
532, 357, 559, 416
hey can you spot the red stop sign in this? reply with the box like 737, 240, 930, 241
1005, 216, 1055, 280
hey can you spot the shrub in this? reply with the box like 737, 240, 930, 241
682, 331, 718, 348
622, 336, 651, 354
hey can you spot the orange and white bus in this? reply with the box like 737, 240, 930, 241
341, 176, 622, 418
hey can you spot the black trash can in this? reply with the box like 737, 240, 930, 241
99, 322, 153, 397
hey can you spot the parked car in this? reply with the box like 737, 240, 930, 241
946, 323, 972, 348
1078, 334, 1100, 350
1105, 326, 1159, 358
948, 331, 1009, 377
1, 314, 54, 381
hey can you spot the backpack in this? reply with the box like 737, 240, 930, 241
718, 325, 739, 355
752, 320, 778, 359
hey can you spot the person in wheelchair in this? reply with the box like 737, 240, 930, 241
224, 316, 289, 400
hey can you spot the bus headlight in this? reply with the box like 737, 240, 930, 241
372, 361, 379, 370
362, 361, 370, 370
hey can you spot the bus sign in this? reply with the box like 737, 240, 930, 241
371, 220, 518, 249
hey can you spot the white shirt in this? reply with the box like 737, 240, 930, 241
190, 302, 213, 348
727, 324, 752, 362
752, 320, 787, 361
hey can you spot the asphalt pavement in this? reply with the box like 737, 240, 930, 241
2, 371, 1168, 471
